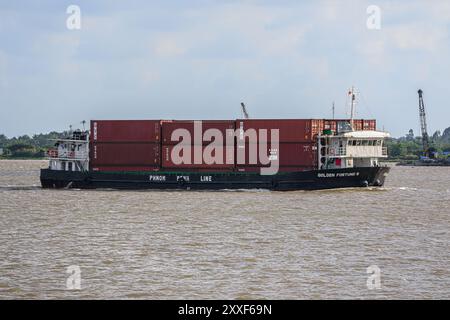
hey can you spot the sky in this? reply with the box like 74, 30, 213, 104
0, 0, 449, 137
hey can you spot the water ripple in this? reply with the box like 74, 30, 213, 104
0, 160, 449, 299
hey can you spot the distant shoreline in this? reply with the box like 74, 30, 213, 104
0, 157, 46, 160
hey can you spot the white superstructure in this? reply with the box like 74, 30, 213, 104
47, 130, 89, 172
318, 128, 389, 169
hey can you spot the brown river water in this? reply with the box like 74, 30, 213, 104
0, 160, 449, 299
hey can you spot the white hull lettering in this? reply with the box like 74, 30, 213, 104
149, 175, 166, 181
318, 172, 360, 178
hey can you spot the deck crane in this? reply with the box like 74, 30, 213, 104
240, 102, 249, 119
418, 89, 431, 158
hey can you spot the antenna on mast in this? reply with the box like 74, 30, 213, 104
81, 120, 86, 131
332, 101, 335, 119
349, 86, 356, 130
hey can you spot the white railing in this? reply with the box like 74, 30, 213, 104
345, 146, 388, 158
328, 146, 388, 158
336, 147, 347, 156
47, 150, 88, 160
329, 147, 347, 156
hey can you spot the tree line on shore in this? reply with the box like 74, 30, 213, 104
386, 127, 450, 160
1, 127, 450, 160
0, 132, 70, 158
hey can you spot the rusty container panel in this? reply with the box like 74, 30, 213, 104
236, 166, 314, 173
323, 119, 375, 132
276, 143, 316, 166
161, 120, 235, 145
277, 166, 315, 172
235, 119, 315, 143
311, 119, 324, 140
91, 166, 160, 172
161, 145, 235, 169
235, 142, 317, 167
159, 167, 235, 173
352, 119, 363, 131
363, 119, 376, 131
91, 120, 161, 142
90, 143, 160, 166
323, 120, 337, 132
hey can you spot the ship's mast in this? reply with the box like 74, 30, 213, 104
332, 101, 335, 119
349, 86, 356, 130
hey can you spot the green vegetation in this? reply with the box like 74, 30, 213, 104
1, 127, 450, 160
386, 127, 450, 160
0, 131, 69, 159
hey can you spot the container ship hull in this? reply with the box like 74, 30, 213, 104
40, 166, 389, 191
41, 118, 391, 191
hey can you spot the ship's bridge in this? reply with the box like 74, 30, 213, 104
319, 130, 390, 169
47, 130, 89, 172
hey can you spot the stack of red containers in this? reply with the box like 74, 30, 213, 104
89, 118, 377, 173
90, 120, 161, 171
234, 119, 321, 172
160, 120, 235, 171
323, 119, 377, 132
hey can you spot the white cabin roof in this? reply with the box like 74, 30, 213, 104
341, 130, 390, 139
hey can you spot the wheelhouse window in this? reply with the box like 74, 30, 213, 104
337, 121, 352, 133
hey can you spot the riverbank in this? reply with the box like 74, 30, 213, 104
0, 157, 46, 160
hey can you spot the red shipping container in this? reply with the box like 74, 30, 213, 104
236, 166, 314, 173
91, 166, 160, 172
161, 120, 235, 145
235, 119, 316, 143
323, 120, 337, 132
90, 143, 160, 166
158, 167, 234, 173
323, 119, 375, 132
235, 142, 317, 167
353, 119, 363, 131
274, 166, 316, 172
311, 119, 324, 140
161, 145, 235, 169
91, 120, 161, 142
363, 120, 376, 131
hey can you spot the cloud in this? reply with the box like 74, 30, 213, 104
0, 50, 8, 88
388, 23, 448, 52
153, 37, 187, 57
1, 1, 450, 137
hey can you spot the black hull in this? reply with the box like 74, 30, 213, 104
40, 167, 390, 191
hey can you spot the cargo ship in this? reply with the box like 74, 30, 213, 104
40, 118, 390, 191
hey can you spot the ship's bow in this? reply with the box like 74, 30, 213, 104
369, 165, 390, 186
